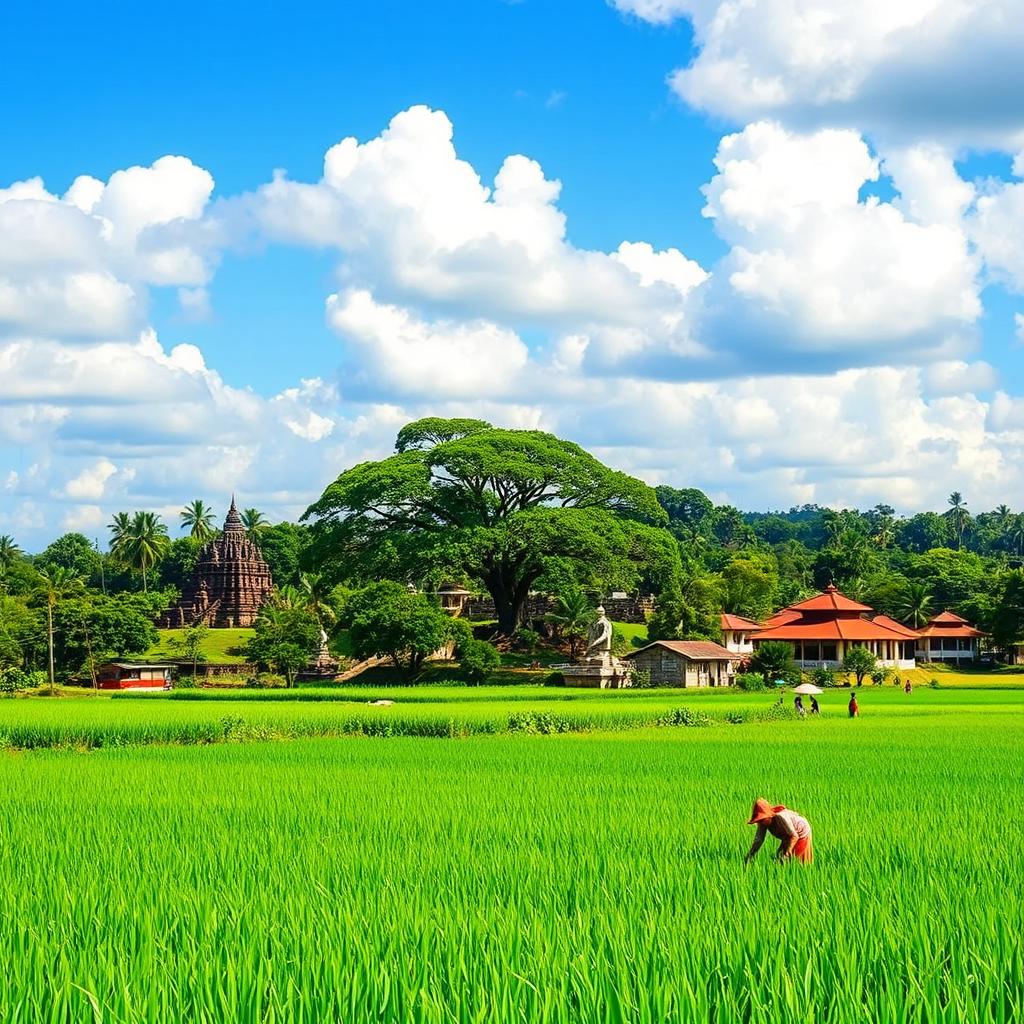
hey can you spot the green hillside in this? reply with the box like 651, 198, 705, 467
143, 628, 255, 665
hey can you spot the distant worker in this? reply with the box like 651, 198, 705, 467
794, 695, 805, 717
849, 693, 859, 718
810, 696, 820, 715
745, 799, 813, 864
893, 674, 902, 689
904, 678, 912, 694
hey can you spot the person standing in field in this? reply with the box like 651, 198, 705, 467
849, 693, 859, 718
904, 679, 912, 694
794, 695, 805, 716
810, 696, 820, 715
744, 799, 814, 864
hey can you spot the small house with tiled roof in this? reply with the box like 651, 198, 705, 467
624, 640, 739, 687
914, 611, 987, 664
750, 585, 918, 670
720, 613, 761, 656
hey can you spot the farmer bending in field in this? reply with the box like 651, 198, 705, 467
744, 799, 814, 865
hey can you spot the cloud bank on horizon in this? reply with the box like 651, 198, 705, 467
5, 0, 1024, 547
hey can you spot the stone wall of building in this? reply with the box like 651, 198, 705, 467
158, 499, 274, 629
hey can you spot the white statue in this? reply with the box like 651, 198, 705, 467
585, 606, 613, 661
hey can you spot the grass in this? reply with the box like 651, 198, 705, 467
143, 627, 255, 664
0, 690, 1018, 1021
613, 619, 649, 648
0, 684, 1019, 748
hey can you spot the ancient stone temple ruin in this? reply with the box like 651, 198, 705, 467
158, 498, 274, 628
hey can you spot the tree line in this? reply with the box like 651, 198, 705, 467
3, 418, 1024, 687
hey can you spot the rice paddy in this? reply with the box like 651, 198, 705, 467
0, 687, 1019, 1022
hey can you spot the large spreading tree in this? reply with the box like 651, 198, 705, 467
303, 418, 678, 636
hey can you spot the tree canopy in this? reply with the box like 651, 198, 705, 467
304, 418, 676, 634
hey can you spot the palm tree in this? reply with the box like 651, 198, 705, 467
180, 499, 216, 541
897, 582, 934, 628
299, 571, 337, 627
946, 492, 969, 550
0, 535, 20, 569
33, 566, 84, 694
1010, 514, 1024, 558
241, 508, 268, 532
111, 511, 170, 591
546, 588, 593, 659
107, 512, 133, 557
268, 584, 302, 611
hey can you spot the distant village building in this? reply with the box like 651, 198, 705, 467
749, 586, 919, 670
96, 663, 172, 690
623, 640, 739, 687
720, 613, 760, 656
435, 583, 474, 617
158, 498, 274, 628
914, 611, 987, 663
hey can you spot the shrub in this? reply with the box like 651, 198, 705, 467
811, 666, 836, 688
0, 668, 34, 696
175, 674, 200, 690
543, 671, 565, 687
628, 667, 653, 689
749, 641, 800, 685
656, 707, 712, 728
245, 673, 287, 689
459, 639, 501, 684
756, 697, 799, 722
929, 677, 940, 689
734, 671, 766, 692
508, 711, 572, 734
870, 667, 891, 687
512, 628, 540, 655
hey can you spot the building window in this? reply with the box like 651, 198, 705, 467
822, 643, 837, 661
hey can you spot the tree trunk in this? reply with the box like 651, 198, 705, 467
142, 565, 148, 593
47, 603, 55, 696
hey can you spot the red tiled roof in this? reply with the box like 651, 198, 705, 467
928, 610, 969, 624
785, 585, 872, 613
720, 613, 761, 631
760, 608, 801, 628
751, 618, 918, 643
916, 609, 987, 638
871, 614, 922, 639
625, 640, 740, 661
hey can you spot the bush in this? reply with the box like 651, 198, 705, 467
508, 711, 572, 734
628, 667, 653, 689
175, 674, 200, 690
811, 666, 836, 688
929, 677, 940, 689
870, 667, 891, 686
749, 641, 800, 685
512, 628, 540, 655
543, 671, 565, 687
657, 707, 712, 728
0, 668, 34, 696
459, 639, 502, 684
245, 673, 288, 689
734, 671, 766, 692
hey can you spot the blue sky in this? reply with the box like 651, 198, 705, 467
3, 1, 720, 391
3, 0, 1024, 548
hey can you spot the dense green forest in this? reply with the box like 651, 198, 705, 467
4, 424, 1024, 685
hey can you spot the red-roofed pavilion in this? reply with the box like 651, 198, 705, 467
750, 585, 918, 669
914, 611, 987, 664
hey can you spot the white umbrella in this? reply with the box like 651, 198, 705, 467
792, 682, 823, 695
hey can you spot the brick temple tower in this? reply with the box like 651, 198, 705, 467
158, 497, 274, 628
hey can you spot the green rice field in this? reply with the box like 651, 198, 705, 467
0, 686, 1019, 1021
